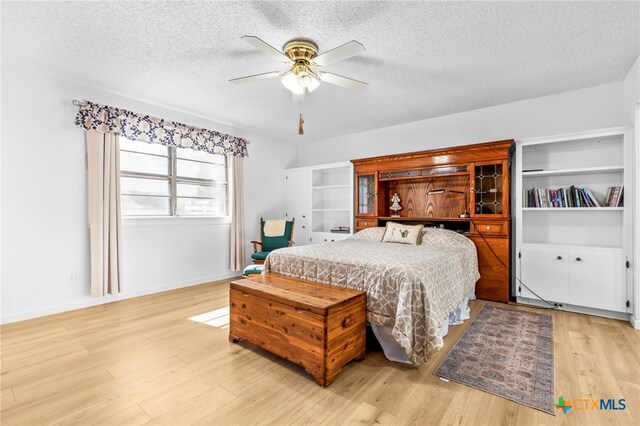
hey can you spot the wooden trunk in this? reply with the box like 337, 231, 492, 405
229, 273, 366, 386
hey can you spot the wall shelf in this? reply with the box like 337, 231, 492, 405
312, 184, 351, 190
377, 216, 470, 222
522, 207, 623, 211
522, 242, 624, 251
522, 165, 623, 177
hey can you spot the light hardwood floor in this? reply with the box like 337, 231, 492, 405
1, 278, 639, 426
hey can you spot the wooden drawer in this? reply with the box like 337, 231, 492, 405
229, 274, 366, 386
468, 235, 509, 266
467, 235, 509, 303
474, 268, 509, 302
356, 219, 377, 229
471, 220, 508, 236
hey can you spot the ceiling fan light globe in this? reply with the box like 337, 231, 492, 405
307, 76, 320, 92
281, 73, 303, 94
298, 74, 312, 88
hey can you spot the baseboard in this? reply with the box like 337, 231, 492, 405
515, 297, 632, 322
1, 272, 240, 324
632, 317, 640, 330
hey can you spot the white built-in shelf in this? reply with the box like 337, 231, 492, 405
312, 208, 351, 212
312, 184, 351, 190
523, 207, 623, 211
522, 165, 624, 177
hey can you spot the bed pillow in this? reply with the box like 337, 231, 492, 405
381, 222, 423, 245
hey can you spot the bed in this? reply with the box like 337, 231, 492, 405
263, 227, 480, 366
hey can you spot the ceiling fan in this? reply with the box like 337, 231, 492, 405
229, 36, 369, 95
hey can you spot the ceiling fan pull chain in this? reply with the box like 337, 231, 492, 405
298, 101, 304, 135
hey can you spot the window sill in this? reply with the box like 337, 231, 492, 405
122, 216, 231, 227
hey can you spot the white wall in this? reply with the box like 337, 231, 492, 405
295, 82, 626, 166
624, 56, 640, 124
2, 61, 635, 324
0, 64, 295, 323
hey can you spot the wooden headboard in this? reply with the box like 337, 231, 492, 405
351, 139, 515, 303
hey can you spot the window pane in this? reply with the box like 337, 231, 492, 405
120, 138, 168, 156
121, 195, 170, 216
176, 147, 225, 165
177, 159, 226, 181
177, 197, 226, 216
121, 177, 169, 196
177, 182, 226, 198
120, 151, 169, 175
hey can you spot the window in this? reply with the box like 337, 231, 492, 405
119, 138, 228, 217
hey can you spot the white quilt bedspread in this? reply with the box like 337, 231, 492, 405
263, 227, 480, 365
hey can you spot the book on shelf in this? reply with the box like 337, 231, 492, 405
523, 185, 622, 208
608, 186, 623, 207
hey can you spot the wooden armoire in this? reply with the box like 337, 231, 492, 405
351, 140, 515, 303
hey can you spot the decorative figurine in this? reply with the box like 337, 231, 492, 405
390, 193, 402, 217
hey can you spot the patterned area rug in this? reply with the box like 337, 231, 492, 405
435, 304, 555, 415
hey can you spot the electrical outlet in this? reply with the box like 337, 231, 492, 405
66, 273, 77, 284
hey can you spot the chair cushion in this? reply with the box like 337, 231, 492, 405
243, 264, 264, 276
251, 251, 270, 261
261, 221, 293, 252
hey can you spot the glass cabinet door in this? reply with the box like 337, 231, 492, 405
356, 173, 377, 216
471, 161, 507, 217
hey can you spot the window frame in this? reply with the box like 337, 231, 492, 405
119, 139, 230, 218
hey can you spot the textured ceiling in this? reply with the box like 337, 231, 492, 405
2, 1, 639, 143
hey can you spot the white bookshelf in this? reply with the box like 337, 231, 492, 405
311, 165, 353, 242
515, 126, 633, 322
284, 162, 353, 246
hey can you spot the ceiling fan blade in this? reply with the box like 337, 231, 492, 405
314, 40, 365, 66
241, 35, 292, 64
229, 71, 282, 84
318, 72, 368, 92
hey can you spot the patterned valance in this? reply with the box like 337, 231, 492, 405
75, 100, 249, 157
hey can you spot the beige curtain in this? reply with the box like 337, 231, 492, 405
229, 156, 245, 271
86, 130, 123, 296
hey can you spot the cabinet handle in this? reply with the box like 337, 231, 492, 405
324, 239, 328, 242
556, 256, 562, 260
364, 222, 368, 226
302, 215, 306, 218
576, 257, 582, 262
485, 226, 491, 230
331, 239, 335, 242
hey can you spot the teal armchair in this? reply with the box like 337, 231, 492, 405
251, 217, 295, 264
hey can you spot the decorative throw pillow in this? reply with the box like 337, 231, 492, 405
381, 222, 423, 245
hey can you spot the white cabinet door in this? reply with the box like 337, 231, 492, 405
520, 247, 569, 303
284, 169, 311, 246
569, 250, 626, 312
